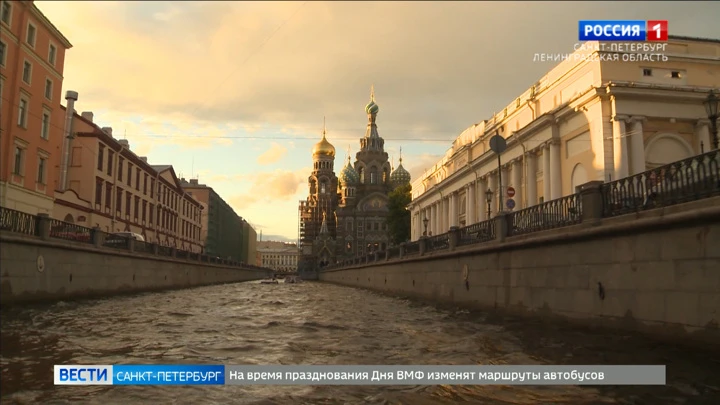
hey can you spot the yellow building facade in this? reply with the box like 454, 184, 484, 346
409, 36, 720, 240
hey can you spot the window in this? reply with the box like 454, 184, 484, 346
149, 203, 154, 225
0, 40, 6, 67
1, 1, 11, 25
48, 44, 57, 65
22, 61, 31, 84
135, 169, 140, 190
125, 193, 131, 215
95, 180, 103, 205
107, 150, 114, 176
105, 183, 112, 208
97, 146, 104, 170
45, 78, 53, 99
143, 174, 148, 194
643, 68, 652, 77
134, 196, 140, 219
127, 164, 132, 186
13, 146, 24, 175
142, 201, 147, 222
116, 189, 123, 213
17, 98, 28, 127
671, 71, 681, 79
26, 23, 36, 47
118, 158, 124, 181
41, 111, 50, 139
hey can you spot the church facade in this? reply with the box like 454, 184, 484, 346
298, 88, 411, 268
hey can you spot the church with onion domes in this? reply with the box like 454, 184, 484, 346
298, 87, 412, 269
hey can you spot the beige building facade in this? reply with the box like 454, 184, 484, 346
52, 109, 203, 252
409, 36, 720, 240
258, 241, 301, 272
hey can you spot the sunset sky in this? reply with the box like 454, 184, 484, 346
37, 1, 719, 241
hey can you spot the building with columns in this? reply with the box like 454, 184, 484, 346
408, 36, 720, 240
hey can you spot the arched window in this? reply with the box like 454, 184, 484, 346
320, 182, 326, 194
359, 167, 365, 183
370, 167, 378, 184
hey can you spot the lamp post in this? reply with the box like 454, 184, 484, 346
423, 216, 429, 236
703, 90, 719, 150
485, 188, 493, 218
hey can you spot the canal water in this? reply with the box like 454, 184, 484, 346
1, 282, 719, 404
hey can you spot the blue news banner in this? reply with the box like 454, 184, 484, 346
55, 365, 666, 386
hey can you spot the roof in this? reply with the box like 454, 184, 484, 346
31, 3, 72, 48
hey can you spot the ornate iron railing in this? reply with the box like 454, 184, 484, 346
404, 241, 421, 256
426, 233, 450, 252
458, 219, 495, 246
387, 246, 400, 259
103, 233, 130, 250
507, 193, 582, 236
135, 240, 155, 254
50, 219, 94, 244
0, 207, 38, 236
601, 150, 720, 218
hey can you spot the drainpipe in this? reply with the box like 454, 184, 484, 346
59, 91, 78, 191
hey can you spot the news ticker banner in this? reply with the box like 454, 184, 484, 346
55, 365, 666, 386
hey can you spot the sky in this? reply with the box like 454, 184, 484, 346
37, 1, 720, 242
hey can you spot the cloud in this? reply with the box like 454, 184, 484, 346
40, 1, 720, 147
256, 142, 288, 165
405, 153, 445, 183
226, 168, 309, 210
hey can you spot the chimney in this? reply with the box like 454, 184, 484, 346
190, 179, 199, 185
102, 127, 113, 136
139, 156, 147, 163
60, 90, 79, 191
81, 111, 94, 122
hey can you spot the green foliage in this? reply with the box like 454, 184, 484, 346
386, 183, 412, 245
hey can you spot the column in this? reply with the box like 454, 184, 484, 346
696, 119, 711, 153
511, 159, 522, 210
432, 202, 438, 235
629, 116, 646, 175
442, 197, 449, 232
542, 144, 551, 202
478, 178, 487, 221
613, 114, 629, 180
526, 152, 538, 207
467, 182, 476, 224
549, 139, 562, 200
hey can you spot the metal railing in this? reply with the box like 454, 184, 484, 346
601, 150, 720, 218
0, 207, 38, 236
404, 241, 421, 256
425, 233, 450, 252
50, 219, 94, 244
458, 219, 495, 246
507, 193, 581, 236
0, 207, 272, 273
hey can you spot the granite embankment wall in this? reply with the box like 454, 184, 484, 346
319, 197, 720, 346
0, 232, 271, 305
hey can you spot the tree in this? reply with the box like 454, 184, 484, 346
387, 183, 412, 246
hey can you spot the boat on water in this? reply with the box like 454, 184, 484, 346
284, 276, 302, 284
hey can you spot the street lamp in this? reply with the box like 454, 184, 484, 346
485, 188, 494, 218
423, 216, 429, 236
703, 90, 719, 150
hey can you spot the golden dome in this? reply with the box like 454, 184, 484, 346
312, 132, 335, 157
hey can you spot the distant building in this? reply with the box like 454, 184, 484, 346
52, 108, 203, 252
258, 241, 300, 272
298, 87, 411, 268
0, 0, 72, 214
181, 178, 256, 262
408, 36, 720, 240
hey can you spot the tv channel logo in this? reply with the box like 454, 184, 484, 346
54, 365, 113, 385
579, 20, 668, 41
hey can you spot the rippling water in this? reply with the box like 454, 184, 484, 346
2, 281, 719, 404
